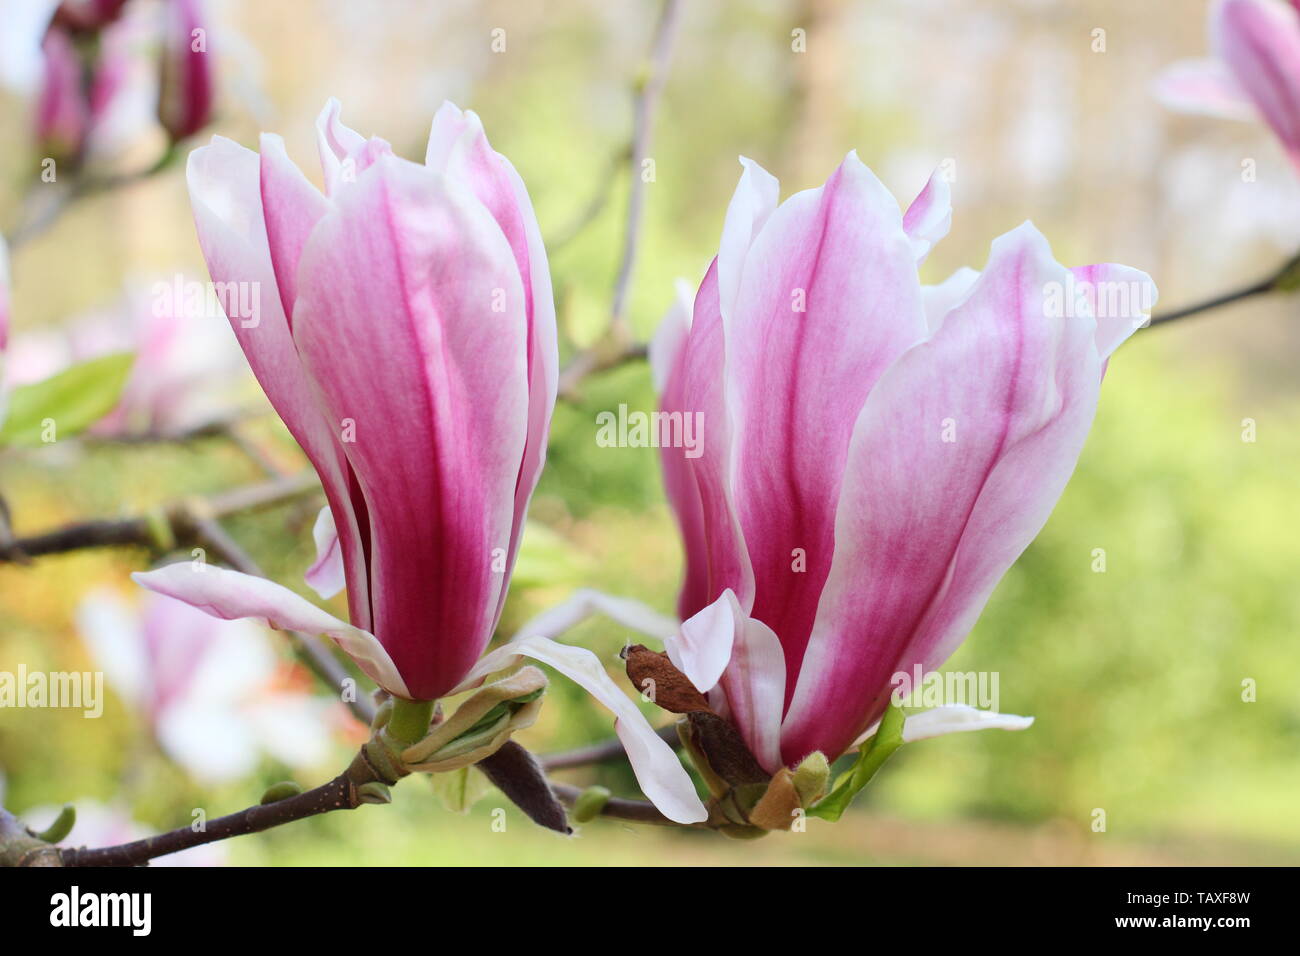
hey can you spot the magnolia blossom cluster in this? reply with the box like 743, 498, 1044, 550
111, 81, 1169, 826
31, 0, 214, 167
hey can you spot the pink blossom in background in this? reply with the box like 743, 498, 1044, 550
1155, 0, 1300, 170
50, 0, 130, 33
34, 24, 89, 164
78, 589, 337, 783
30, 3, 162, 165
157, 0, 214, 142
4, 275, 248, 436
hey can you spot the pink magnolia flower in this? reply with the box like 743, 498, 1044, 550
133, 101, 709, 823
78, 590, 335, 782
1155, 0, 1300, 170
156, 0, 213, 142
31, 8, 153, 166
644, 155, 1155, 776
138, 100, 558, 702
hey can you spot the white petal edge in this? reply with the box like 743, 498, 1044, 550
455, 634, 708, 824
901, 705, 1034, 743
648, 277, 695, 394
132, 563, 410, 699
304, 504, 346, 599
921, 266, 981, 333
669, 589, 739, 693
902, 166, 953, 265
717, 155, 780, 326
512, 587, 679, 644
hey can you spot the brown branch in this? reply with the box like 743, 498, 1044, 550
0, 471, 320, 563
0, 469, 369, 720
58, 751, 386, 867
550, 782, 681, 827
539, 723, 678, 771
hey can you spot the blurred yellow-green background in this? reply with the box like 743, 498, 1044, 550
2, 0, 1299, 865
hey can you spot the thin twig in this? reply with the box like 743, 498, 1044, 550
545, 147, 629, 252
1146, 250, 1300, 328
557, 0, 681, 400
550, 782, 681, 827
539, 724, 678, 771
59, 751, 386, 867
0, 471, 319, 562
5, 148, 177, 251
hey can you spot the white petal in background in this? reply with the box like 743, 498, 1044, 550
78, 589, 336, 783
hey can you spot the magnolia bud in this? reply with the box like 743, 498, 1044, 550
157, 0, 214, 142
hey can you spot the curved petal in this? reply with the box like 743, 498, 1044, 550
783, 222, 1108, 764
717, 156, 779, 325
648, 278, 695, 394
1215, 0, 1300, 167
717, 613, 786, 773
659, 260, 754, 620
425, 102, 558, 626
922, 266, 981, 332
457, 635, 708, 824
1153, 57, 1255, 120
258, 132, 330, 327
511, 587, 678, 644
291, 154, 529, 700
667, 589, 739, 693
305, 503, 345, 600
186, 136, 372, 631
132, 563, 408, 698
725, 152, 927, 696
1070, 263, 1158, 358
900, 704, 1034, 743
902, 167, 953, 265
314, 97, 367, 196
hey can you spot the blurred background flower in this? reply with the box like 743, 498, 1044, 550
5, 273, 247, 437
77, 588, 338, 782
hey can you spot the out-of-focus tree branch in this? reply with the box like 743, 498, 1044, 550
1146, 250, 1300, 328
558, 0, 681, 401
4, 148, 178, 251
0, 470, 320, 563
57, 750, 390, 867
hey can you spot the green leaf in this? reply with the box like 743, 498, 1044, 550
430, 766, 492, 814
0, 353, 135, 447
33, 803, 76, 844
808, 703, 906, 822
